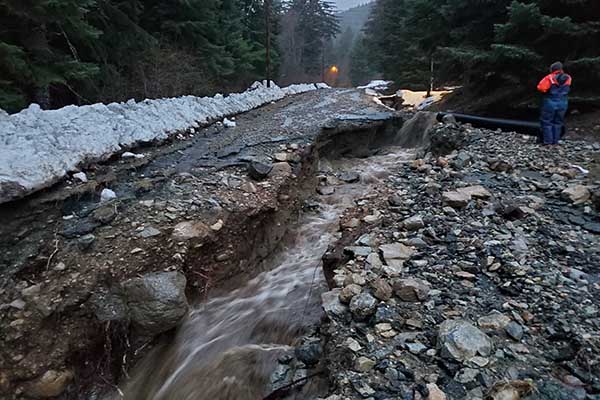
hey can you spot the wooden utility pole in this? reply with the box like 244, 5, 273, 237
321, 40, 325, 83
265, 0, 272, 88
427, 53, 434, 97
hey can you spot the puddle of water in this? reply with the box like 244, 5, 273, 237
117, 148, 414, 400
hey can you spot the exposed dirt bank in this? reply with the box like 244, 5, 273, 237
0, 89, 403, 399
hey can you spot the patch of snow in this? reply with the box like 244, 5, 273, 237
357, 80, 392, 90
0, 81, 327, 203
416, 96, 437, 110
73, 172, 88, 183
223, 118, 236, 128
372, 96, 395, 111
570, 164, 589, 175
122, 152, 145, 159
100, 188, 117, 202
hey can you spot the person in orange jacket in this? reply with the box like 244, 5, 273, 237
537, 62, 572, 145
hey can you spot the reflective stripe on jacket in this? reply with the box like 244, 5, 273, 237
537, 70, 572, 100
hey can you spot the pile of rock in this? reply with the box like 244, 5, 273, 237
318, 120, 600, 399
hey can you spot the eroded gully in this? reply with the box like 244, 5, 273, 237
117, 146, 415, 400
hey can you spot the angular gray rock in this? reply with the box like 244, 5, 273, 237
339, 171, 360, 183
438, 319, 493, 362
370, 278, 393, 301
339, 284, 362, 304
247, 161, 273, 181
317, 186, 335, 196
295, 340, 322, 366
403, 215, 425, 231
442, 191, 470, 209
322, 289, 347, 319
458, 185, 492, 199
562, 185, 591, 205
379, 243, 416, 261
123, 272, 189, 335
393, 278, 431, 302
349, 292, 378, 321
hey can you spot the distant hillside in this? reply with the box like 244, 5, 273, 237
330, 3, 375, 86
334, 0, 374, 11
337, 3, 373, 35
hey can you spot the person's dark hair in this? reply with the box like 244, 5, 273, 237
550, 62, 563, 72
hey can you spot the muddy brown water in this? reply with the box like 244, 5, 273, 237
117, 148, 414, 400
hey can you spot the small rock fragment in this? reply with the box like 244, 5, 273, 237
339, 284, 362, 304
403, 215, 425, 230
172, 221, 210, 240
438, 319, 493, 362
248, 161, 272, 181
505, 321, 524, 341
443, 190, 470, 208
73, 172, 88, 182
427, 383, 447, 400
355, 356, 375, 372
349, 292, 378, 321
100, 188, 117, 202
562, 185, 591, 205
393, 278, 431, 302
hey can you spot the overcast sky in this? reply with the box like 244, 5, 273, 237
334, 0, 374, 11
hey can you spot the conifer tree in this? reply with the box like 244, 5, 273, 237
0, 0, 100, 111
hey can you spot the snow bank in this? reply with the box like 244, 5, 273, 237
0, 82, 325, 204
357, 80, 392, 91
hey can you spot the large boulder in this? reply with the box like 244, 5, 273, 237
123, 272, 189, 335
438, 319, 493, 362
427, 124, 467, 156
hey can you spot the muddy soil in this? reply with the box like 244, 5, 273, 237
0, 89, 404, 399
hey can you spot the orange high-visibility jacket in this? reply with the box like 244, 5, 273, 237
537, 70, 572, 94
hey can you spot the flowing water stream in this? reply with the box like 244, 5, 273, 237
118, 148, 414, 400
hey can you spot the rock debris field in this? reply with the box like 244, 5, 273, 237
310, 116, 600, 400
1, 84, 600, 399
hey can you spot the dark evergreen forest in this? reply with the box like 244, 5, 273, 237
0, 0, 339, 113
2, 0, 599, 113
354, 0, 600, 110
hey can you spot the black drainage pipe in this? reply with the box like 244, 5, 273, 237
437, 112, 542, 136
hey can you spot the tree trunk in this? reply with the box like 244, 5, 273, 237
265, 0, 271, 87
427, 54, 434, 98
23, 25, 51, 109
